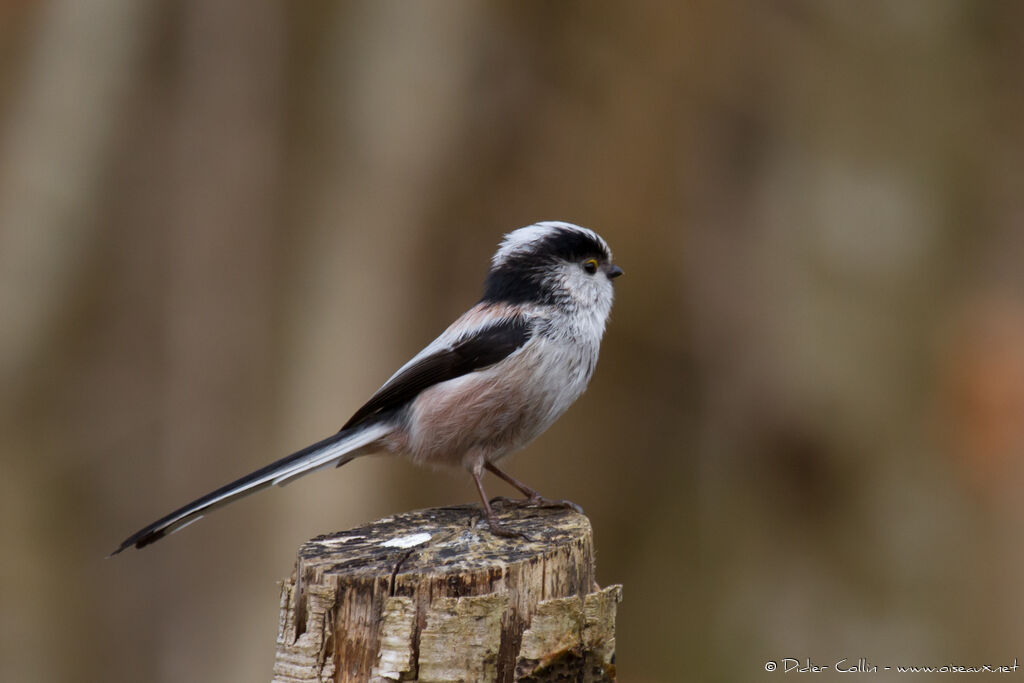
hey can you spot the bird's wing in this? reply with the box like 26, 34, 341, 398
341, 314, 533, 430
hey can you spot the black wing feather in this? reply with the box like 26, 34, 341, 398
341, 316, 532, 430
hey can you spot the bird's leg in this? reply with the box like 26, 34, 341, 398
471, 465, 528, 539
484, 462, 585, 515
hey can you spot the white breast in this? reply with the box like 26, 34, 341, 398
398, 311, 603, 471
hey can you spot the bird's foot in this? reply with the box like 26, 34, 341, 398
483, 515, 532, 540
526, 495, 585, 515
490, 494, 584, 515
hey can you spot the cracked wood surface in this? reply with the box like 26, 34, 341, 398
271, 502, 620, 682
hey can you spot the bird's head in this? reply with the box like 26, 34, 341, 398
481, 221, 622, 318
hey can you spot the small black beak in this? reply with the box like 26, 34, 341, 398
607, 264, 624, 280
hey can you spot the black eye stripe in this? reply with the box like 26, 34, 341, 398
538, 230, 609, 263
482, 226, 612, 304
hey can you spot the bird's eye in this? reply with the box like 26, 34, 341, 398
582, 258, 598, 275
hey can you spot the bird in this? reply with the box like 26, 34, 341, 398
111, 220, 622, 554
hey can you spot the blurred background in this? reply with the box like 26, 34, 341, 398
2, 1, 1024, 681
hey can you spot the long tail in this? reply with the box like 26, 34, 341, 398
109, 423, 391, 556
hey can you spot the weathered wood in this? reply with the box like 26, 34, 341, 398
272, 502, 621, 682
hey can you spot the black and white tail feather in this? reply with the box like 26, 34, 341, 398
108, 423, 390, 555
111, 220, 621, 554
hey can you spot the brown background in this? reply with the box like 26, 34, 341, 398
3, 2, 1024, 681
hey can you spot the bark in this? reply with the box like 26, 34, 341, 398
272, 503, 621, 682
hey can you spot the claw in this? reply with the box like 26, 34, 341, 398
485, 519, 531, 541
526, 495, 585, 515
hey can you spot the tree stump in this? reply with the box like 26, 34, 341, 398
271, 501, 621, 682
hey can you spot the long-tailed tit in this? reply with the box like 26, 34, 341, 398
111, 221, 622, 553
